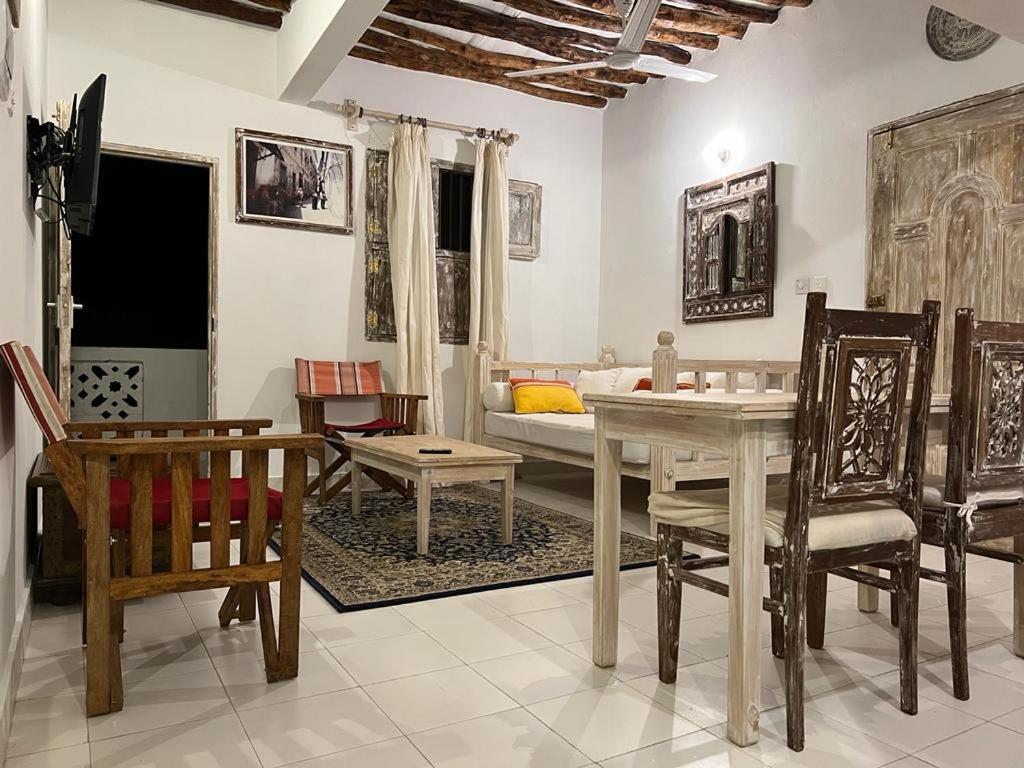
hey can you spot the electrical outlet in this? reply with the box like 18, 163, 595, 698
795, 277, 810, 295
812, 276, 828, 292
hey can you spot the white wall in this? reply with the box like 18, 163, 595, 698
0, 0, 46, 755
599, 0, 1024, 363
49, 0, 604, 443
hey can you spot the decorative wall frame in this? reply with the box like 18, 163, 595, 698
926, 6, 1000, 61
509, 180, 542, 261
682, 162, 776, 323
235, 128, 353, 235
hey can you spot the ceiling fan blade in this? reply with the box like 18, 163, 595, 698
616, 0, 661, 54
612, 0, 633, 17
506, 61, 608, 79
635, 55, 717, 82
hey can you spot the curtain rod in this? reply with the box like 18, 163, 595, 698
338, 99, 519, 145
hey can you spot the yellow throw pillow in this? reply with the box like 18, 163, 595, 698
509, 378, 586, 415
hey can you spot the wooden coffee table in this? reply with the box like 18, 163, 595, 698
345, 435, 523, 555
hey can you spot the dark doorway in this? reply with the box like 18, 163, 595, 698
70, 150, 212, 422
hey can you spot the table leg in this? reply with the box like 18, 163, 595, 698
350, 460, 362, 515
1014, 535, 1024, 657
858, 570, 880, 613
727, 420, 766, 747
593, 408, 624, 668
502, 466, 514, 545
417, 472, 432, 556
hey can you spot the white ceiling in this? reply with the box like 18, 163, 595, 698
937, 0, 1024, 44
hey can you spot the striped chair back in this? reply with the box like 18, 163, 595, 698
294, 359, 386, 397
1, 341, 68, 444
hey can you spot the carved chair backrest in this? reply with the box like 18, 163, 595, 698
946, 308, 1024, 504
787, 293, 940, 549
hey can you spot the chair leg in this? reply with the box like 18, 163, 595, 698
236, 524, 257, 622
890, 591, 899, 627
946, 525, 970, 700
108, 599, 124, 713
770, 566, 785, 658
897, 553, 920, 714
785, 558, 808, 752
656, 523, 683, 684
318, 448, 327, 505
806, 572, 827, 650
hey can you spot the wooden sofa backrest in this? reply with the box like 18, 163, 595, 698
472, 335, 802, 444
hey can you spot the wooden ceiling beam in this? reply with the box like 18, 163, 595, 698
150, 0, 283, 28
243, 0, 292, 12
361, 28, 627, 98
368, 18, 634, 92
350, 45, 607, 108
667, 0, 778, 25
376, 14, 650, 84
501, 0, 735, 44
385, 0, 696, 67
753, 0, 812, 6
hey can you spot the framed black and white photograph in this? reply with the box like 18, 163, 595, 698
509, 180, 542, 261
235, 128, 353, 235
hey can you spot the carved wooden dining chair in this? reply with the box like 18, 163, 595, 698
294, 358, 426, 503
912, 308, 1024, 700
649, 293, 939, 751
2, 341, 319, 717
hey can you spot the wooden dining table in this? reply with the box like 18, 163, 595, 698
585, 390, 951, 747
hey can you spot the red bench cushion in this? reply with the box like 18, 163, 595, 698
108, 477, 283, 530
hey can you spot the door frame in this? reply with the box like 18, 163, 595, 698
96, 142, 220, 418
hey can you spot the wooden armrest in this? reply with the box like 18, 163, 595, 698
383, 393, 428, 401
68, 433, 322, 456
66, 419, 274, 433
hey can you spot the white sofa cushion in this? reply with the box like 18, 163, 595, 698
613, 367, 653, 393
484, 411, 693, 465
482, 382, 514, 412
575, 369, 622, 413
649, 484, 916, 550
921, 474, 1024, 510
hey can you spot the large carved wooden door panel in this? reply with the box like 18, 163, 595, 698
867, 86, 1024, 391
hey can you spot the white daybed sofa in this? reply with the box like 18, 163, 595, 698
471, 332, 799, 494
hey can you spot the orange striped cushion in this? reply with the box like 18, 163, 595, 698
632, 377, 696, 392
295, 359, 385, 396
1, 341, 68, 444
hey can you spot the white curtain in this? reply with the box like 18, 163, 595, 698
464, 138, 510, 440
389, 121, 445, 435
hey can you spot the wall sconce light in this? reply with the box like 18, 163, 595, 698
717, 148, 732, 164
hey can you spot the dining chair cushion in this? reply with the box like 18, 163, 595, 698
649, 484, 916, 551
108, 477, 283, 529
921, 475, 1024, 511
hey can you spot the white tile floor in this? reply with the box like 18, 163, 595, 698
7, 470, 1024, 767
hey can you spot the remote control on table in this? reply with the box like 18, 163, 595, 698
418, 448, 453, 454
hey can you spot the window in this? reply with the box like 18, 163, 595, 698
363, 150, 473, 345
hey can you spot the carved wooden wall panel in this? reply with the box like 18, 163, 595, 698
867, 85, 1024, 392
682, 162, 776, 323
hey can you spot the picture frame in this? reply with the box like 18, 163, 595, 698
235, 127, 353, 235
508, 180, 542, 261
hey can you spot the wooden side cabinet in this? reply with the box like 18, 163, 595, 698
28, 452, 82, 604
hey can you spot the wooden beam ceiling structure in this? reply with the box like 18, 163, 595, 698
149, 0, 295, 29
355, 0, 813, 109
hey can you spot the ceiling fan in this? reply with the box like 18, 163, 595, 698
505, 0, 717, 83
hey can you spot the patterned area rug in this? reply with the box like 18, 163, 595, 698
271, 484, 656, 612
